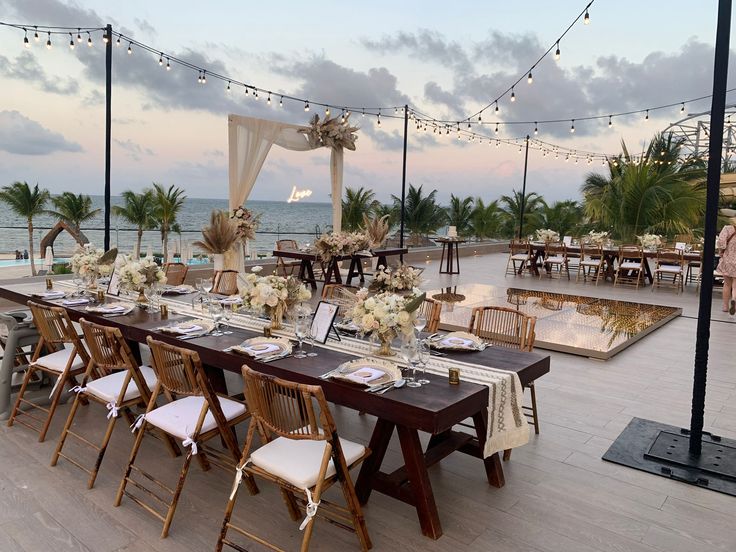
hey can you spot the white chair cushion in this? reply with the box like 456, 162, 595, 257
580, 260, 601, 266
619, 262, 642, 270
145, 395, 246, 440
545, 256, 566, 263
510, 254, 529, 261
250, 436, 366, 489
32, 347, 85, 373
655, 265, 682, 273
85, 365, 158, 404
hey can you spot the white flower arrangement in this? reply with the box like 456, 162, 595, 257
70, 244, 114, 279
238, 267, 311, 318
229, 207, 261, 242
586, 230, 609, 245
370, 264, 423, 292
348, 288, 424, 340
314, 231, 371, 263
637, 233, 662, 250
117, 256, 166, 291
535, 228, 560, 243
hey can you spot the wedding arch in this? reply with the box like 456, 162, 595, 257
227, 113, 359, 235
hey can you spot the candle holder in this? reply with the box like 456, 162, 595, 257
160, 304, 169, 318
448, 367, 460, 385
45, 277, 53, 290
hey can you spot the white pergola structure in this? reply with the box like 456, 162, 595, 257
664, 103, 736, 162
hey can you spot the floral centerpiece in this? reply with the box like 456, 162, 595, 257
585, 230, 609, 245
70, 244, 117, 287
370, 264, 423, 292
239, 266, 312, 329
535, 229, 560, 243
193, 210, 239, 270
348, 288, 425, 356
314, 231, 371, 263
117, 256, 166, 302
230, 206, 261, 242
637, 233, 662, 250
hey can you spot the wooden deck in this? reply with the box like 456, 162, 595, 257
1, 251, 735, 551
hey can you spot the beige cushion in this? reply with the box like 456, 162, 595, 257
510, 254, 529, 261
250, 436, 365, 489
655, 265, 682, 274
580, 259, 601, 266
32, 347, 85, 373
545, 256, 566, 263
85, 365, 157, 404
619, 262, 642, 270
145, 395, 246, 439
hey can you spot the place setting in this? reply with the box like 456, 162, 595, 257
426, 331, 488, 352
225, 336, 292, 362
157, 318, 215, 339
161, 284, 196, 295
84, 301, 136, 317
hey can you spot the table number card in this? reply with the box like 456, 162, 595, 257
106, 268, 121, 296
310, 301, 339, 344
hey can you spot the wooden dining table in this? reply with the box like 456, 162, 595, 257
0, 281, 549, 540
272, 247, 408, 289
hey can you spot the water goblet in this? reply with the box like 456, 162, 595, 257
208, 302, 225, 336
306, 315, 318, 357
400, 338, 421, 387
417, 339, 430, 385
72, 275, 84, 297
294, 315, 310, 359
222, 305, 233, 334
413, 313, 427, 336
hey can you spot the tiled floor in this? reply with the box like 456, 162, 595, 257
0, 251, 735, 551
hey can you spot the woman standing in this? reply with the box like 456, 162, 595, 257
717, 218, 736, 314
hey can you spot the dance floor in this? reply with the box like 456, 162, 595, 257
430, 284, 682, 359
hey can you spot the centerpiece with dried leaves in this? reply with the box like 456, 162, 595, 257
193, 210, 239, 271
362, 213, 390, 248
70, 244, 117, 288
239, 266, 312, 330
369, 264, 423, 293
314, 231, 371, 264
117, 256, 166, 304
300, 114, 358, 150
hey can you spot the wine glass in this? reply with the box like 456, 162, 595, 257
222, 304, 234, 334
417, 339, 430, 385
413, 313, 427, 336
400, 338, 421, 387
306, 314, 318, 357
72, 274, 83, 297
208, 302, 224, 336
294, 314, 309, 359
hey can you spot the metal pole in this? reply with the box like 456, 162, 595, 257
518, 135, 530, 239
689, 0, 731, 456
399, 104, 408, 259
104, 24, 112, 251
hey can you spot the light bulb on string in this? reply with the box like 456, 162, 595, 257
467, 121, 471, 129
159, 53, 164, 66
76, 29, 82, 43
495, 140, 500, 148
325, 106, 330, 116
102, 33, 109, 44
304, 101, 310, 112
565, 154, 570, 162
554, 41, 560, 60
34, 27, 39, 42
69, 33, 75, 49
575, 157, 579, 164
166, 58, 171, 70
46, 32, 52, 49
645, 109, 649, 121
584, 8, 590, 25
341, 110, 346, 124
127, 42, 132, 55
478, 113, 482, 123
197, 72, 202, 84
87, 32, 92, 47
23, 28, 29, 47
377, 109, 381, 126
680, 103, 685, 114
510, 87, 516, 102
527, 71, 533, 84
534, 122, 538, 135
279, 96, 284, 108
116, 36, 121, 46
202, 72, 207, 84
267, 93, 271, 106
495, 101, 499, 114
361, 108, 365, 117
608, 115, 613, 129
253, 89, 258, 100
226, 81, 231, 92
570, 119, 575, 133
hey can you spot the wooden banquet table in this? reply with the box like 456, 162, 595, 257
0, 281, 549, 540
272, 247, 407, 289
527, 242, 703, 283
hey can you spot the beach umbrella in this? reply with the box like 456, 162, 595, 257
43, 247, 53, 271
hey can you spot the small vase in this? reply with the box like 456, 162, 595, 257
136, 287, 148, 307
214, 253, 225, 272
269, 304, 285, 330
374, 331, 396, 357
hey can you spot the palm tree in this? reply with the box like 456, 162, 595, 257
152, 183, 186, 262
342, 187, 379, 231
499, 190, 547, 238
391, 184, 447, 245
47, 192, 100, 235
469, 198, 502, 240
541, 200, 584, 237
446, 195, 474, 236
581, 133, 706, 241
112, 190, 155, 258
0, 182, 49, 276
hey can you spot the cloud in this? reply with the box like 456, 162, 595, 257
0, 110, 82, 155
114, 138, 154, 160
0, 51, 79, 95
362, 29, 472, 73
134, 18, 157, 37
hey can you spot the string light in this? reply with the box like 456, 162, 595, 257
584, 7, 590, 24
226, 80, 231, 92
76, 29, 82, 43
69, 33, 74, 49
534, 122, 539, 135
201, 71, 206, 84
325, 106, 330, 116
495, 122, 499, 134
253, 89, 258, 99
197, 71, 202, 84
102, 32, 109, 44
87, 31, 92, 47
681, 102, 685, 113
116, 35, 121, 46
554, 41, 560, 60
127, 42, 132, 55
33, 27, 39, 42
159, 53, 163, 66
267, 92, 271, 105
23, 28, 28, 47
46, 31, 51, 49
304, 101, 310, 112
510, 87, 516, 102
495, 101, 499, 114
645, 109, 649, 121
377, 110, 381, 126
608, 115, 612, 128
527, 71, 533, 84
166, 58, 171, 70
279, 96, 283, 108
570, 119, 575, 133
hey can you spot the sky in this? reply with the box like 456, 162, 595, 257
0, 0, 731, 205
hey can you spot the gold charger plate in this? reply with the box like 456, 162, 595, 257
231, 337, 292, 357
332, 357, 402, 388
429, 331, 485, 351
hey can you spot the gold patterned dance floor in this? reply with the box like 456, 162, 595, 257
430, 284, 682, 360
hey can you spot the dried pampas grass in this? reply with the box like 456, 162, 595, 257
193, 210, 239, 254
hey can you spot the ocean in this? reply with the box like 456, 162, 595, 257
0, 196, 334, 257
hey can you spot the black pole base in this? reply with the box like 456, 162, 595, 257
603, 417, 736, 496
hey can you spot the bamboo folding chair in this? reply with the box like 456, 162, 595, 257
576, 243, 605, 284
652, 248, 685, 294
217, 366, 372, 552
7, 301, 90, 442
505, 239, 533, 276
322, 283, 360, 314
276, 239, 302, 277
164, 262, 189, 286
614, 245, 645, 289
418, 297, 442, 334
540, 241, 570, 279
213, 270, 240, 296
467, 306, 538, 461
51, 319, 174, 488
115, 337, 253, 538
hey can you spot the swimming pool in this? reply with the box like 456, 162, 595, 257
0, 257, 212, 268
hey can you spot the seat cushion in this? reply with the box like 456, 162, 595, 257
580, 260, 601, 266
619, 262, 642, 270
545, 256, 566, 263
145, 395, 246, 440
85, 365, 158, 404
655, 265, 682, 273
510, 254, 529, 261
32, 347, 85, 373
250, 436, 366, 489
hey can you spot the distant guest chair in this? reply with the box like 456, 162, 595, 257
164, 262, 188, 286
468, 306, 539, 460
614, 245, 645, 289
652, 248, 685, 294
540, 241, 569, 279
418, 297, 442, 334
506, 239, 533, 276
577, 244, 605, 285
275, 239, 301, 278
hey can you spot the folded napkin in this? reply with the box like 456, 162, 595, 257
158, 319, 214, 336
33, 291, 66, 299
342, 367, 386, 385
219, 295, 243, 305
85, 303, 133, 315
162, 285, 195, 295
62, 298, 91, 306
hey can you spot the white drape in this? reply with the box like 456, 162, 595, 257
227, 114, 344, 232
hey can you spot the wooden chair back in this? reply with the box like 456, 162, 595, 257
656, 248, 684, 266
27, 301, 89, 363
581, 243, 603, 260
276, 239, 298, 251
322, 284, 360, 312
242, 366, 333, 443
213, 269, 239, 295
467, 306, 536, 352
545, 241, 566, 258
509, 239, 530, 256
79, 318, 140, 379
619, 245, 643, 262
146, 336, 204, 397
418, 298, 441, 334
164, 262, 188, 286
